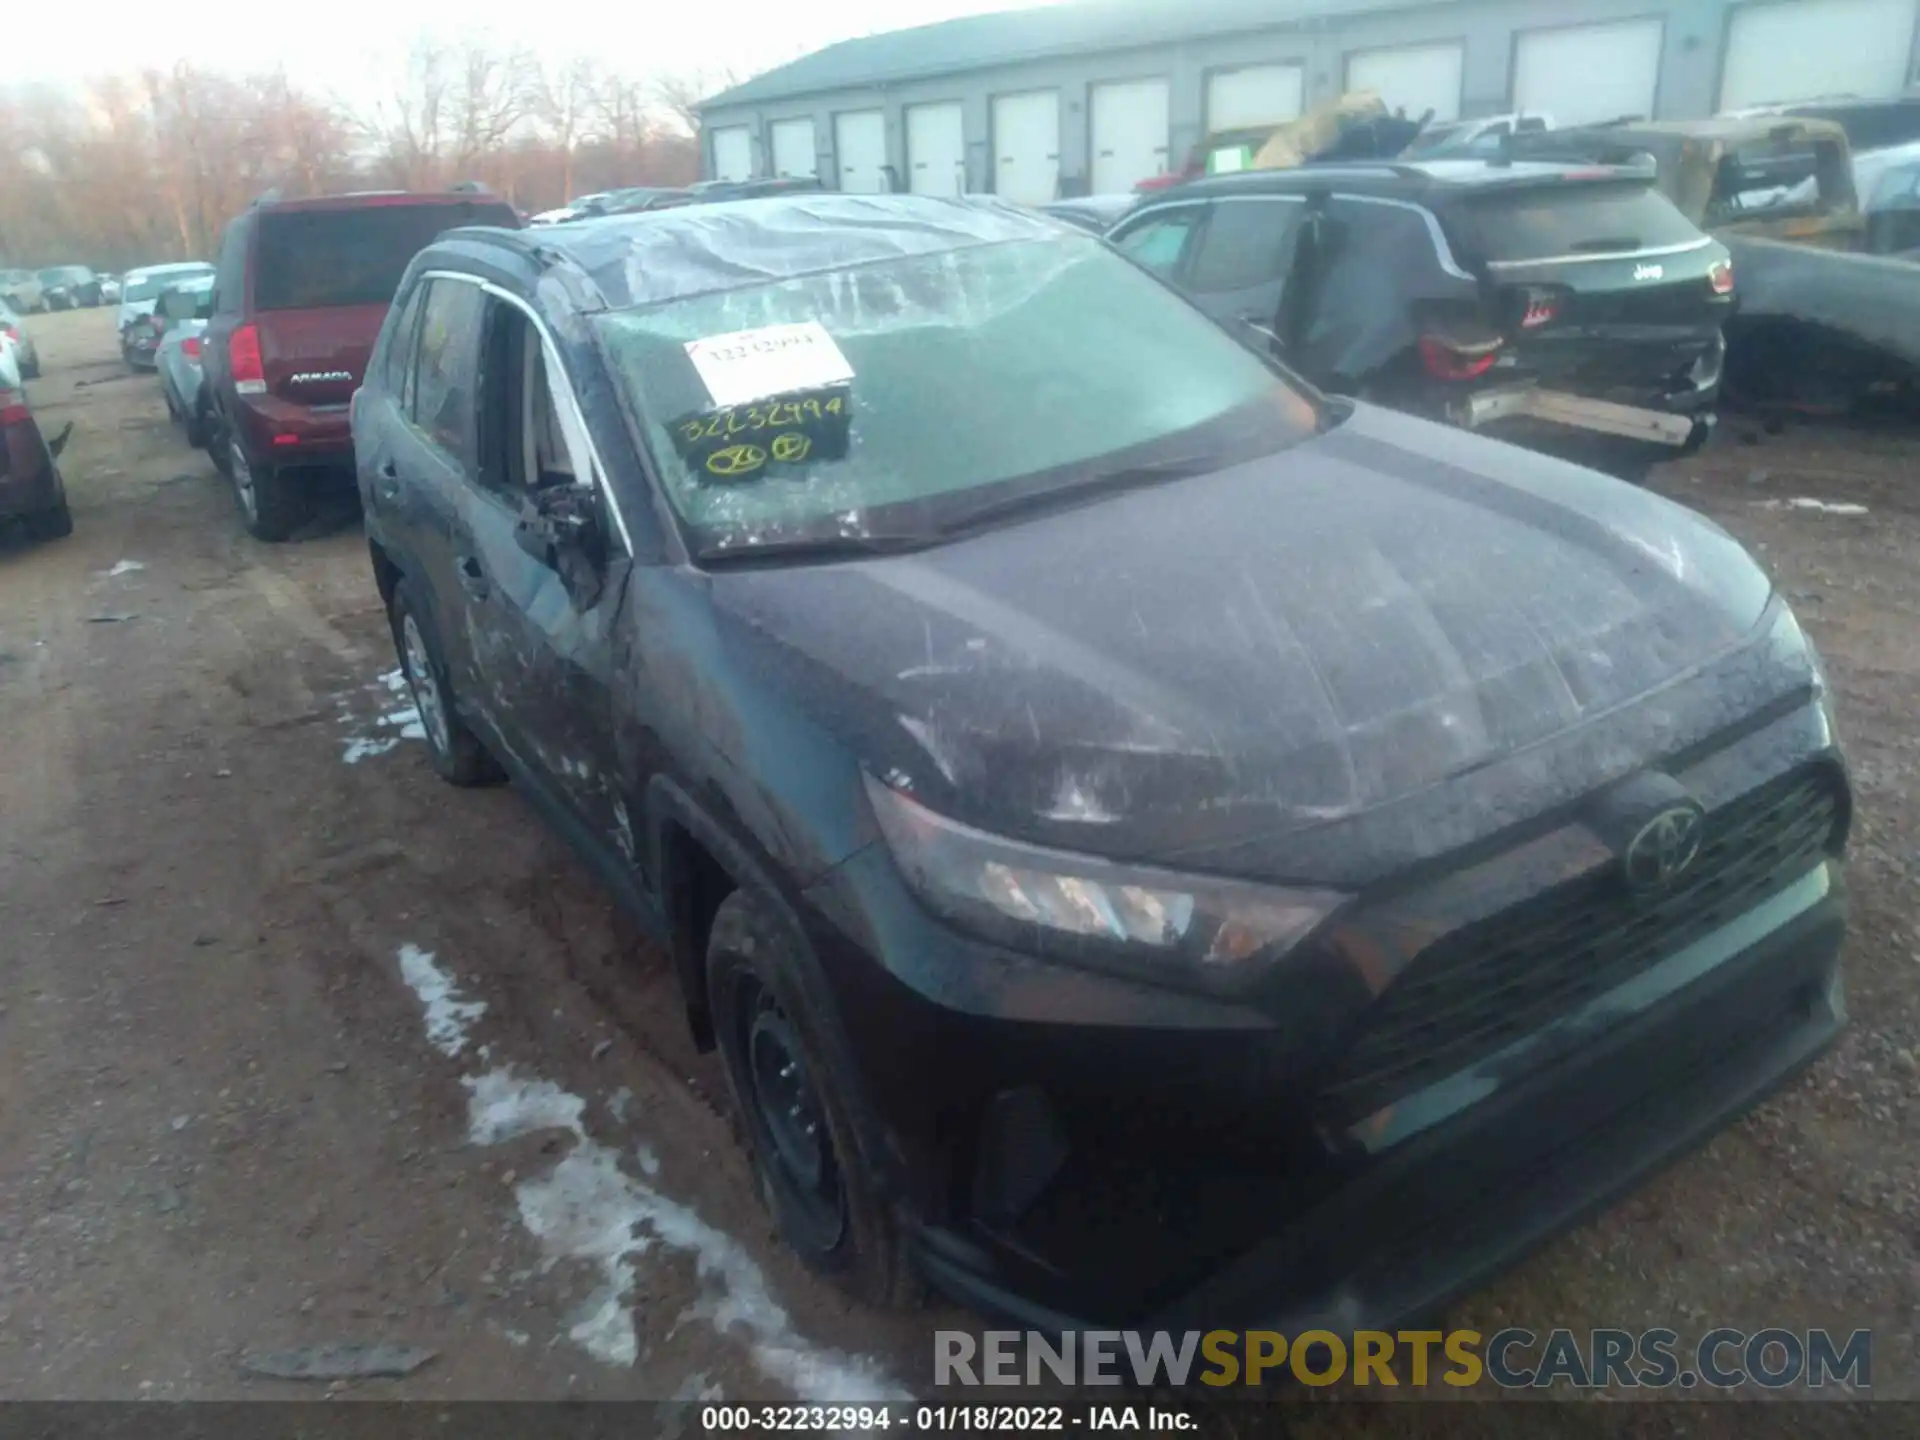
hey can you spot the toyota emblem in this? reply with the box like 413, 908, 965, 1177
1623, 805, 1705, 891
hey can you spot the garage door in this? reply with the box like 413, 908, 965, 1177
1091, 78, 1170, 193
1347, 42, 1464, 123
1720, 0, 1918, 110
710, 126, 752, 182
907, 101, 966, 196
770, 118, 817, 179
834, 111, 887, 193
1205, 65, 1304, 131
1514, 19, 1665, 126
992, 90, 1060, 203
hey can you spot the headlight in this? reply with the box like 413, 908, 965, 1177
864, 774, 1345, 991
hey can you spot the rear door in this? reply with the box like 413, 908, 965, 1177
1183, 195, 1310, 337
375, 276, 494, 705
250, 201, 516, 412
1450, 180, 1733, 391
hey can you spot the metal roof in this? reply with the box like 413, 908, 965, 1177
701, 0, 1399, 111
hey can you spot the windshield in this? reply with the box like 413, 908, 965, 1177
594, 236, 1320, 556
1454, 181, 1703, 261
124, 266, 212, 301
41, 267, 90, 284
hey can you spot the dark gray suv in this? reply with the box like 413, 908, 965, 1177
352, 195, 1848, 1337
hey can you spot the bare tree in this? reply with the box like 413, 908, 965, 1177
534, 56, 598, 202
653, 67, 744, 137
364, 37, 451, 190
449, 39, 537, 181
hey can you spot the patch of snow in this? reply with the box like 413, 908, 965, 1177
105, 559, 145, 577
453, 1066, 904, 1395
336, 671, 425, 763
1763, 497, 1870, 516
395, 943, 907, 1397
343, 736, 401, 765
396, 944, 487, 1058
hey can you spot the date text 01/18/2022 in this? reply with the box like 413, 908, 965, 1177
699, 1405, 1196, 1432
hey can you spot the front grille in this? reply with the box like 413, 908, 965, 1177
1317, 765, 1844, 1126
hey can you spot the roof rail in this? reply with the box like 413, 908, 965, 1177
448, 180, 494, 195
251, 188, 284, 207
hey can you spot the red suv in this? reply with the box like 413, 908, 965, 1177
203, 187, 520, 539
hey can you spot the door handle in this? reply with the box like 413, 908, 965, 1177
457, 555, 491, 600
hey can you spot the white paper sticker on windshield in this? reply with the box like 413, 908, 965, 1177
684, 322, 854, 408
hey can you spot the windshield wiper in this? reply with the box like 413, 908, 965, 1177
697, 531, 938, 567
938, 454, 1220, 535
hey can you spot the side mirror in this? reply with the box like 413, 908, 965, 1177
514, 483, 606, 608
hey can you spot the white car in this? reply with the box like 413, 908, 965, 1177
116, 261, 215, 367
1404, 112, 1556, 157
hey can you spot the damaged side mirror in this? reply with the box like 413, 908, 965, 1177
515, 482, 607, 608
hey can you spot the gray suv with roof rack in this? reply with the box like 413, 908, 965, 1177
1108, 157, 1734, 480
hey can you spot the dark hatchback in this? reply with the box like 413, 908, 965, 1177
354, 195, 1848, 1337
1109, 160, 1735, 480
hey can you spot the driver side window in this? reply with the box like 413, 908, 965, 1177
476, 297, 581, 499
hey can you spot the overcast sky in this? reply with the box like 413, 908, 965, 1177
24, 0, 1062, 120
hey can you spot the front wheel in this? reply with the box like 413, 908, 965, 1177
706, 889, 916, 1308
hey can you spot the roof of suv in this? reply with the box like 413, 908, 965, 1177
435, 193, 1062, 311
251, 189, 516, 215
1149, 158, 1657, 206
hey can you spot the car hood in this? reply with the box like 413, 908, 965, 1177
707, 405, 1791, 884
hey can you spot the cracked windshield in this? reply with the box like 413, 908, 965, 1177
0, 0, 1909, 1422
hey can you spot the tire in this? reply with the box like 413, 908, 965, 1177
185, 404, 210, 449
31, 502, 73, 541
706, 889, 916, 1308
225, 431, 307, 541
387, 578, 503, 787
21, 359, 38, 380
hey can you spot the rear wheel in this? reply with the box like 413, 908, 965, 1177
387, 578, 503, 787
185, 402, 211, 449
31, 502, 73, 541
227, 433, 307, 541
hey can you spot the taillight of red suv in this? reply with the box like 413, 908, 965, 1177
230, 323, 266, 395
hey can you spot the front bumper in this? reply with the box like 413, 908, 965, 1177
910, 867, 1845, 1334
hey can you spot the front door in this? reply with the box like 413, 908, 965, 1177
452, 291, 627, 841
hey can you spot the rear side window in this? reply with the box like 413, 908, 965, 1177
1112, 207, 1202, 277
410, 280, 486, 463
382, 284, 429, 403
213, 218, 248, 314
1454, 182, 1703, 263
253, 203, 516, 311
1188, 198, 1305, 293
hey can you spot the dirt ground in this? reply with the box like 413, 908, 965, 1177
1, 308, 1915, 1407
